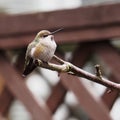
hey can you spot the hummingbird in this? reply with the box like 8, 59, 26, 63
23, 28, 63, 76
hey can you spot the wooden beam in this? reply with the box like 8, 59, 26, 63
47, 81, 66, 113
61, 74, 111, 120
72, 42, 93, 66
0, 113, 7, 120
0, 56, 52, 120
0, 24, 120, 49
70, 43, 111, 119
1, 4, 120, 49
102, 74, 119, 110
95, 42, 120, 82
0, 87, 14, 115
95, 42, 120, 110
1, 3, 120, 36
1, 24, 120, 49
0, 51, 25, 115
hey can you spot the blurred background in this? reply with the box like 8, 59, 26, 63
0, 0, 120, 120
0, 0, 120, 14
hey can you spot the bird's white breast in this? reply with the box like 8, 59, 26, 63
31, 35, 57, 62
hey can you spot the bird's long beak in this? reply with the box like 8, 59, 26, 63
50, 28, 63, 35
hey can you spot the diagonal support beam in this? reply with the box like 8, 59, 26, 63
1, 4, 120, 48
102, 74, 119, 110
0, 56, 52, 120
0, 87, 14, 115
61, 73, 111, 120
95, 42, 120, 110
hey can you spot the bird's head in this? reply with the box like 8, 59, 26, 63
34, 28, 63, 42
35, 30, 51, 41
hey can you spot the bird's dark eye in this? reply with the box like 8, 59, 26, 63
43, 34, 48, 38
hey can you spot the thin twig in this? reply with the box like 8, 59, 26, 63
95, 64, 102, 80
53, 55, 65, 64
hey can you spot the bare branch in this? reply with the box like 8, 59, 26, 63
35, 55, 120, 91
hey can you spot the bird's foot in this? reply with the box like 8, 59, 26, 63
34, 59, 42, 66
34, 59, 48, 66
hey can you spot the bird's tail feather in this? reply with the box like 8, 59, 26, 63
22, 58, 36, 76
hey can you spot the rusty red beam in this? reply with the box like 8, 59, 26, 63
46, 53, 66, 114
0, 56, 52, 120
0, 51, 26, 116
0, 35, 34, 49
94, 42, 120, 110
47, 81, 66, 113
72, 42, 93, 66
1, 3, 120, 36
72, 41, 120, 112
1, 24, 120, 49
0, 113, 7, 120
73, 43, 111, 118
1, 4, 120, 49
95, 42, 120, 82
0, 87, 14, 115
61, 74, 111, 120
102, 74, 119, 110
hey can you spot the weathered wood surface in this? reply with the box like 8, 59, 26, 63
1, 3, 120, 48
0, 56, 52, 120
